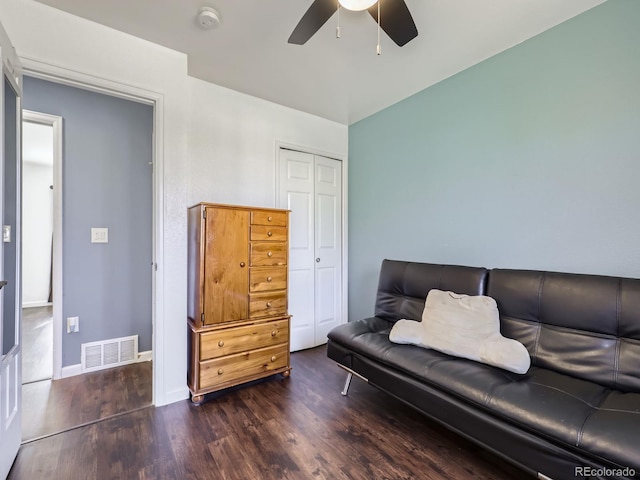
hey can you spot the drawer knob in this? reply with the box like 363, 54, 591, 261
267, 231, 273, 237
218, 340, 224, 347
268, 216, 273, 222
271, 356, 277, 362
240, 262, 246, 268
267, 276, 273, 282
266, 302, 272, 308
267, 251, 273, 257
217, 368, 224, 375
271, 330, 277, 337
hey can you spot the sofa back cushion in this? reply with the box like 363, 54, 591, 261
375, 260, 488, 322
488, 269, 640, 392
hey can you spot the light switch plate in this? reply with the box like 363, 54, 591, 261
91, 227, 108, 243
67, 316, 79, 333
2, 225, 10, 243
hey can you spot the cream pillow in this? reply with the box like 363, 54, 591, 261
389, 289, 530, 374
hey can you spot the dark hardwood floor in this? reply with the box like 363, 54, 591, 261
22, 361, 152, 441
9, 346, 526, 480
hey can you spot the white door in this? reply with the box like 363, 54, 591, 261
279, 148, 342, 351
313, 156, 342, 344
0, 24, 23, 478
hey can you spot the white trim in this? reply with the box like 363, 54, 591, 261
22, 110, 63, 380
21, 56, 155, 106
60, 363, 82, 379
138, 350, 152, 362
20, 57, 165, 405
274, 140, 349, 330
162, 387, 191, 406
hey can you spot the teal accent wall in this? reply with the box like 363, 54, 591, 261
348, 0, 640, 320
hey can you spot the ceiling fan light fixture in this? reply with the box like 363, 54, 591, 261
338, 0, 377, 12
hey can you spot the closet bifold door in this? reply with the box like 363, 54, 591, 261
278, 148, 342, 352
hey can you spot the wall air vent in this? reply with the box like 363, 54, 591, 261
81, 335, 139, 373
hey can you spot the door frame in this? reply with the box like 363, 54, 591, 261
22, 111, 62, 379
20, 57, 164, 404
274, 140, 348, 335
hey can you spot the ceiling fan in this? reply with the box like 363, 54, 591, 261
288, 0, 418, 47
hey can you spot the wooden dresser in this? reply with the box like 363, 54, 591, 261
187, 203, 291, 403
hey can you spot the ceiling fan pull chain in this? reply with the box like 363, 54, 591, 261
376, 1, 381, 55
336, 0, 341, 38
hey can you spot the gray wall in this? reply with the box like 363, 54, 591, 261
23, 76, 153, 366
348, 0, 640, 321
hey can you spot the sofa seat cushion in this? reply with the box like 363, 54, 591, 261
579, 391, 640, 469
328, 319, 640, 469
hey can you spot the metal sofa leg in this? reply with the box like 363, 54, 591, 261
341, 372, 353, 396
336, 364, 368, 396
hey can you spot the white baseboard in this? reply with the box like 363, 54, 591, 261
61, 363, 82, 378
138, 350, 152, 362
61, 350, 153, 379
157, 386, 190, 407
22, 301, 53, 309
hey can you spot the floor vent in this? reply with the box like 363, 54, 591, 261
81, 335, 139, 373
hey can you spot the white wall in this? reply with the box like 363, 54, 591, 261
0, 0, 348, 405
22, 161, 53, 306
187, 77, 347, 207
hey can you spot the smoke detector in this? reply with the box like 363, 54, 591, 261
197, 7, 221, 30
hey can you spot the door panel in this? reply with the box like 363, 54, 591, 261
314, 156, 342, 343
0, 23, 23, 478
279, 149, 344, 351
279, 150, 315, 351
203, 208, 249, 325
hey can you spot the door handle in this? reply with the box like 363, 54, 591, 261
316, 258, 320, 263
0, 280, 7, 289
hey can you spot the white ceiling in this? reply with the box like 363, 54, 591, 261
34, 0, 606, 125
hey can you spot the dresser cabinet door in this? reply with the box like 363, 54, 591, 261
203, 207, 249, 325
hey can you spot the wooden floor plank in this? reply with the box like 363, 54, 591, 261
22, 361, 153, 441
9, 346, 525, 480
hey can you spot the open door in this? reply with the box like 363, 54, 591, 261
0, 22, 23, 479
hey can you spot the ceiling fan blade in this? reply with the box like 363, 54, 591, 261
288, 0, 338, 45
368, 0, 418, 47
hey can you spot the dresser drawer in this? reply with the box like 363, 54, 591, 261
250, 242, 287, 266
251, 210, 287, 227
250, 267, 287, 292
249, 291, 287, 318
199, 319, 289, 360
199, 343, 289, 390
250, 225, 287, 242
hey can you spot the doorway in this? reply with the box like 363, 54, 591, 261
20, 77, 154, 441
21, 117, 56, 384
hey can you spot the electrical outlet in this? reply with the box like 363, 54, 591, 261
67, 316, 79, 333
